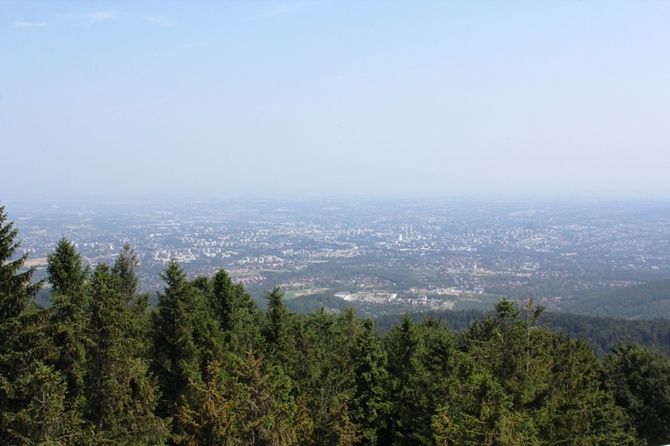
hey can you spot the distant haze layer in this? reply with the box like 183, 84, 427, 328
2, 1, 670, 201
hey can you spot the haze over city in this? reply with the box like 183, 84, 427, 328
2, 1, 669, 202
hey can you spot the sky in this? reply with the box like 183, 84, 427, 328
2, 1, 670, 202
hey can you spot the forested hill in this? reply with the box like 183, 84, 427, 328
562, 279, 670, 319
375, 309, 670, 357
287, 291, 670, 357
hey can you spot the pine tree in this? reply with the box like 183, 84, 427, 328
151, 260, 224, 443
264, 286, 290, 350
175, 359, 242, 446
0, 205, 67, 445
235, 348, 308, 446
603, 342, 670, 445
290, 309, 359, 446
10, 362, 69, 445
211, 269, 237, 332
348, 318, 389, 446
47, 238, 88, 299
433, 299, 637, 445
84, 263, 167, 444
380, 315, 420, 445
381, 315, 455, 446
210, 268, 260, 354
112, 245, 151, 355
47, 238, 89, 421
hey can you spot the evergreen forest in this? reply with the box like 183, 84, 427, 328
2, 204, 670, 445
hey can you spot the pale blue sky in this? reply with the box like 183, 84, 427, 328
2, 1, 669, 201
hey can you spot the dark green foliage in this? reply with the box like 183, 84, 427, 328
603, 342, 670, 446
380, 315, 422, 445
0, 205, 66, 445
2, 206, 669, 445
84, 262, 167, 444
47, 237, 88, 299
377, 308, 670, 357
151, 261, 200, 436
433, 299, 637, 445
151, 260, 224, 443
210, 268, 260, 353
112, 244, 153, 357
9, 362, 69, 445
374, 309, 485, 333
543, 312, 670, 357
0, 206, 43, 313
264, 286, 290, 350
381, 316, 455, 446
348, 318, 389, 445
564, 278, 670, 319
47, 238, 89, 421
282, 309, 360, 446
211, 269, 237, 331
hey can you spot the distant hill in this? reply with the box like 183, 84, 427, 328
563, 279, 670, 319
374, 308, 670, 358
285, 289, 670, 357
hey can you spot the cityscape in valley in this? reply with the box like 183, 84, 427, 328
11, 197, 670, 315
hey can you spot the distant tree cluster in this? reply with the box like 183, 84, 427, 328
2, 204, 670, 445
374, 308, 670, 358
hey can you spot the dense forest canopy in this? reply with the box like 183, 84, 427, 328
1, 203, 670, 445
372, 308, 670, 358
562, 279, 670, 319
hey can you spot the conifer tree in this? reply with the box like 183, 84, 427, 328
381, 315, 455, 446
111, 244, 139, 302
175, 359, 242, 446
47, 237, 88, 298
433, 299, 636, 445
348, 318, 389, 445
211, 269, 237, 332
293, 310, 359, 446
112, 245, 151, 355
84, 263, 167, 444
151, 260, 224, 443
381, 315, 420, 445
603, 342, 670, 445
235, 349, 308, 446
152, 261, 199, 430
10, 362, 69, 445
264, 286, 290, 349
210, 268, 260, 353
47, 238, 89, 421
0, 205, 67, 445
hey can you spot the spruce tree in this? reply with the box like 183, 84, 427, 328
112, 245, 151, 355
381, 315, 455, 446
47, 237, 89, 421
603, 342, 670, 445
152, 261, 198, 429
0, 205, 67, 445
348, 318, 389, 446
233, 349, 308, 446
151, 260, 223, 443
211, 269, 237, 332
47, 237, 88, 298
84, 263, 167, 444
433, 299, 636, 445
10, 362, 69, 445
264, 286, 290, 349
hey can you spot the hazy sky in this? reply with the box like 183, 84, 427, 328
2, 1, 669, 202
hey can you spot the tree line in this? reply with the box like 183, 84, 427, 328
374, 308, 670, 358
1, 204, 670, 445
